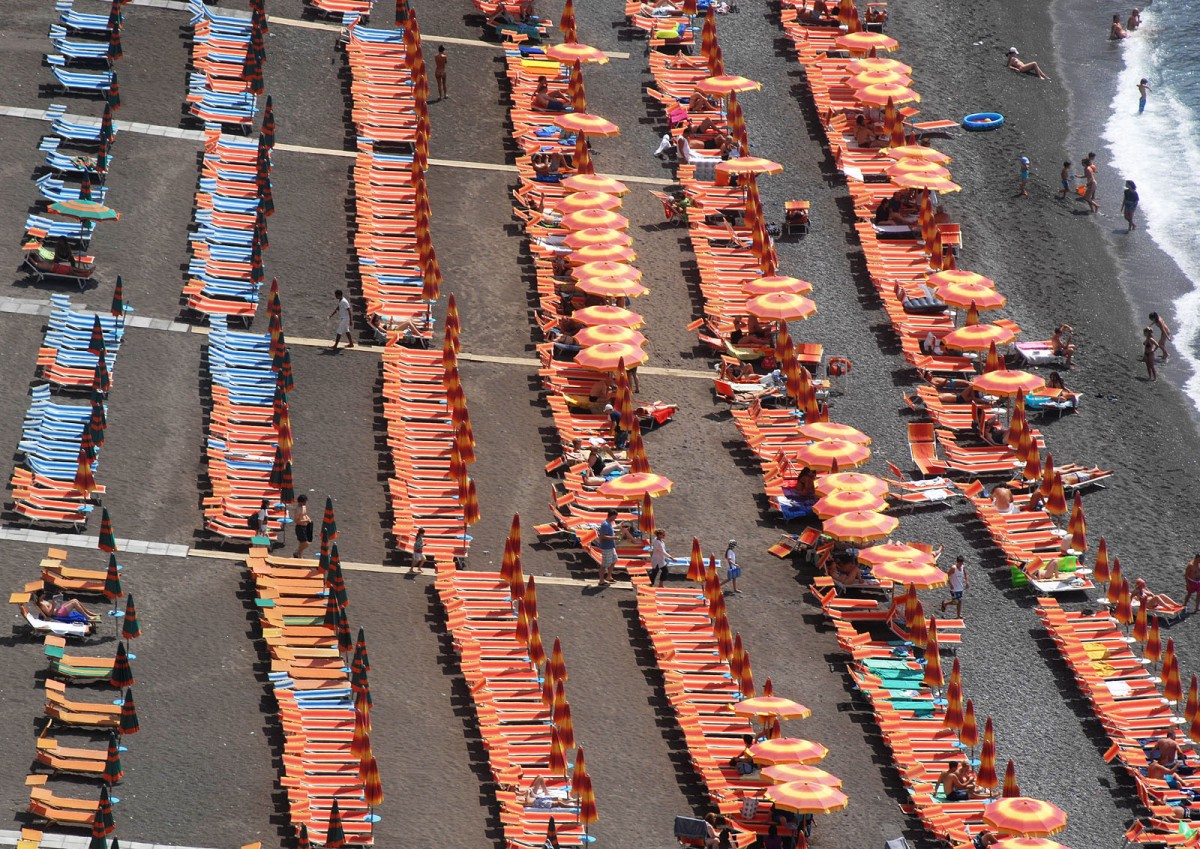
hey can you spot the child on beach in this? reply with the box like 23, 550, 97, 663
1138, 78, 1151, 113
1123, 180, 1140, 231
1057, 162, 1073, 199
1150, 311, 1171, 361
1017, 156, 1030, 196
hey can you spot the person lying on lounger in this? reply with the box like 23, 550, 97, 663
640, 0, 682, 16
517, 776, 578, 808
35, 593, 100, 624
1132, 578, 1173, 612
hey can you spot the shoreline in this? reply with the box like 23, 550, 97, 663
1050, 0, 1200, 428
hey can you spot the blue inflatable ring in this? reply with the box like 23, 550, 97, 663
963, 112, 1004, 131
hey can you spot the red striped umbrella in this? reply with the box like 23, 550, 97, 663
922, 618, 944, 689
977, 716, 999, 793
687, 537, 705, 581
1002, 760, 1021, 798
821, 510, 898, 544
944, 657, 964, 733
1146, 616, 1162, 666
1094, 537, 1111, 586
960, 698, 979, 749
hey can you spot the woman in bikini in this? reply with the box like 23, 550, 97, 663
1143, 326, 1162, 381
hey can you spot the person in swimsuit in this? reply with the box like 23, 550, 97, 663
1051, 324, 1076, 368
1142, 326, 1162, 381
935, 760, 980, 800
1057, 161, 1073, 199
1123, 180, 1140, 231
1017, 156, 1030, 196
1006, 48, 1049, 80
1137, 78, 1151, 113
1150, 312, 1170, 361
1111, 14, 1129, 39
1083, 155, 1100, 214
36, 593, 100, 624
434, 46, 447, 100
291, 494, 313, 559
516, 776, 577, 808
1184, 555, 1200, 613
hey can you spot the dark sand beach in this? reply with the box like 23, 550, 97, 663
1, 0, 1199, 847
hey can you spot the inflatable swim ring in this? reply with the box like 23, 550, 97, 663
962, 112, 1004, 131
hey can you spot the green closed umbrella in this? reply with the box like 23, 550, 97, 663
328, 542, 347, 608
324, 799, 346, 848
89, 814, 107, 849
104, 553, 122, 604
121, 592, 140, 640
295, 825, 310, 849
103, 731, 123, 784
88, 316, 106, 356
97, 785, 115, 836
261, 95, 275, 148
88, 396, 106, 449
119, 688, 139, 735
322, 496, 338, 541
110, 275, 125, 318
110, 642, 134, 689
98, 507, 117, 553
323, 580, 341, 629
106, 71, 120, 111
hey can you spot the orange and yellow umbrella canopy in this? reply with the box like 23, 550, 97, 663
765, 781, 849, 814
984, 798, 1069, 837
574, 324, 647, 348
544, 42, 609, 64
696, 74, 762, 95
761, 764, 842, 787
822, 510, 899, 544
792, 438, 871, 471
554, 112, 621, 137
574, 343, 648, 371
555, 191, 622, 215
797, 421, 871, 444
748, 737, 829, 765
815, 472, 889, 498
942, 323, 1015, 351
870, 559, 947, 588
717, 156, 784, 177
562, 174, 629, 195
746, 292, 817, 322
813, 490, 888, 520
835, 31, 900, 53
572, 305, 643, 328
598, 472, 673, 499
744, 275, 814, 296
972, 369, 1045, 397
561, 209, 630, 231
857, 83, 919, 106
731, 695, 812, 719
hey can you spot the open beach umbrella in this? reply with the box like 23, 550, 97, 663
717, 156, 783, 178
574, 324, 646, 348
562, 208, 630, 231
744, 275, 814, 296
121, 593, 140, 640
762, 764, 841, 786
984, 798, 1068, 837
1164, 639, 1183, 704
575, 343, 648, 371
938, 282, 1006, 310
563, 228, 634, 250
111, 642, 134, 689
798, 422, 871, 444
977, 716, 999, 794
822, 511, 898, 544
944, 657, 964, 733
848, 56, 912, 75
562, 174, 628, 196
546, 42, 608, 64
858, 543, 932, 566
873, 559, 947, 589
813, 490, 887, 520
50, 199, 121, 221
556, 190, 623, 215
856, 83, 919, 107
733, 696, 811, 720
882, 144, 950, 164
793, 438, 871, 471
928, 269, 995, 290
836, 31, 899, 53
973, 370, 1045, 397
816, 472, 888, 498
696, 74, 762, 95
569, 244, 637, 266
892, 171, 961, 193
943, 324, 1014, 351
572, 260, 641, 282
749, 737, 829, 765
765, 781, 849, 814
747, 292, 816, 322
885, 158, 949, 182
555, 112, 620, 137
959, 698, 980, 751
598, 472, 673, 499
849, 69, 913, 90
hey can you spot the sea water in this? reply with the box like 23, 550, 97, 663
1103, 2, 1200, 404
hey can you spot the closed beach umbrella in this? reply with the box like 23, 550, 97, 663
110, 642, 134, 689
104, 554, 122, 604
1185, 674, 1199, 727
739, 648, 756, 698
977, 716, 999, 793
1107, 557, 1124, 603
748, 737, 829, 765
1094, 537, 1111, 586
528, 616, 546, 668
550, 637, 567, 684
984, 798, 1068, 837
1114, 579, 1133, 628
908, 601, 928, 648
120, 593, 140, 640
923, 619, 944, 689
1146, 616, 1162, 666
74, 449, 96, 498
1044, 474, 1068, 522
119, 688, 138, 735
103, 731, 123, 784
1068, 492, 1087, 552
559, 0, 576, 39
687, 537, 705, 581
324, 800, 346, 849
1165, 639, 1184, 704
960, 699, 980, 749
549, 724, 567, 775
1002, 760, 1021, 798
944, 657, 964, 733
96, 786, 115, 836
98, 508, 117, 553
361, 755, 383, 809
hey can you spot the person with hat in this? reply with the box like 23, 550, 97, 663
1006, 47, 1049, 80
1017, 156, 1031, 197
723, 540, 743, 594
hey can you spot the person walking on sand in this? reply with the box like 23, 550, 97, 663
1123, 180, 1140, 231
292, 494, 313, 559
1185, 555, 1200, 614
1150, 311, 1171, 361
329, 289, 354, 350
723, 540, 743, 594
1057, 161, 1074, 199
1143, 326, 1163, 380
597, 509, 618, 586
435, 46, 448, 100
409, 527, 426, 574
1138, 78, 1151, 113
940, 555, 968, 617
648, 528, 672, 586
1017, 156, 1030, 197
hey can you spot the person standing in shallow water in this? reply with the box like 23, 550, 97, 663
1137, 78, 1151, 113
1123, 180, 1139, 231
1150, 312, 1170, 361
